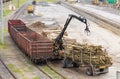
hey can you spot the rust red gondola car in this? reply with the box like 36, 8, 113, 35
8, 20, 53, 63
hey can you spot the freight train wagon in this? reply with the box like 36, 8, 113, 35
8, 20, 53, 63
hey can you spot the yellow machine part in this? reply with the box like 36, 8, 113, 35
27, 5, 34, 13
92, 0, 99, 5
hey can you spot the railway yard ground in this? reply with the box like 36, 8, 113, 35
0, 1, 120, 79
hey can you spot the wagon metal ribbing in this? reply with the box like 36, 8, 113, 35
8, 20, 53, 63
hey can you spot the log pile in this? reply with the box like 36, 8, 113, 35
42, 29, 68, 41
29, 21, 65, 41
62, 40, 112, 66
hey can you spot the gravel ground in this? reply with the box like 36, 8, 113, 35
27, 2, 120, 79
0, 59, 14, 79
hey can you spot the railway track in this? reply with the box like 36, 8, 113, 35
10, 4, 28, 20
35, 65, 53, 79
59, 2, 120, 36
0, 75, 2, 79
0, 57, 17, 79
34, 63, 67, 79
46, 63, 67, 79
19, 51, 67, 79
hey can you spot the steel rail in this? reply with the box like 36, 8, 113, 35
11, 4, 28, 20
34, 65, 53, 79
47, 63, 67, 79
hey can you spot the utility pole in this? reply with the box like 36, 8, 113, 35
0, 0, 4, 44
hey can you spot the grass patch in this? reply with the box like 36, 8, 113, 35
11, 0, 28, 8
14, 68, 21, 73
33, 77, 41, 79
8, 64, 14, 69
3, 0, 28, 16
43, 66, 59, 79
8, 64, 22, 73
0, 27, 8, 34
0, 27, 8, 49
47, 0, 57, 2
3, 9, 12, 16
35, 0, 57, 3
22, 77, 28, 79
0, 41, 7, 49
4, 27, 8, 33
28, 66, 34, 70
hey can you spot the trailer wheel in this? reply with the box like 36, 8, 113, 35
30, 58, 34, 62
86, 67, 93, 76
73, 62, 79, 68
63, 59, 67, 68
102, 67, 108, 74
63, 58, 72, 68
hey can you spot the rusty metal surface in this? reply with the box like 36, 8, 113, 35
8, 20, 53, 61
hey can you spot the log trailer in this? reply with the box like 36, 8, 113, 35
53, 14, 112, 76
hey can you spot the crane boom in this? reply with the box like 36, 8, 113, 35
53, 14, 90, 54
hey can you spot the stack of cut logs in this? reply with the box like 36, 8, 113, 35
62, 39, 112, 66
29, 21, 112, 66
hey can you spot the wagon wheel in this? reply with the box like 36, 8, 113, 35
42, 60, 47, 64
34, 59, 37, 64
30, 58, 38, 64
30, 58, 33, 62
86, 67, 93, 76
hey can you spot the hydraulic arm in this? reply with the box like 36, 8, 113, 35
53, 14, 90, 54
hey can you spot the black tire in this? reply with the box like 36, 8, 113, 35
42, 60, 47, 64
63, 59, 67, 68
63, 58, 72, 68
30, 58, 33, 62
73, 62, 79, 68
86, 67, 93, 76
102, 67, 108, 74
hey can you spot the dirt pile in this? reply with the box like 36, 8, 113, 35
29, 21, 46, 28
